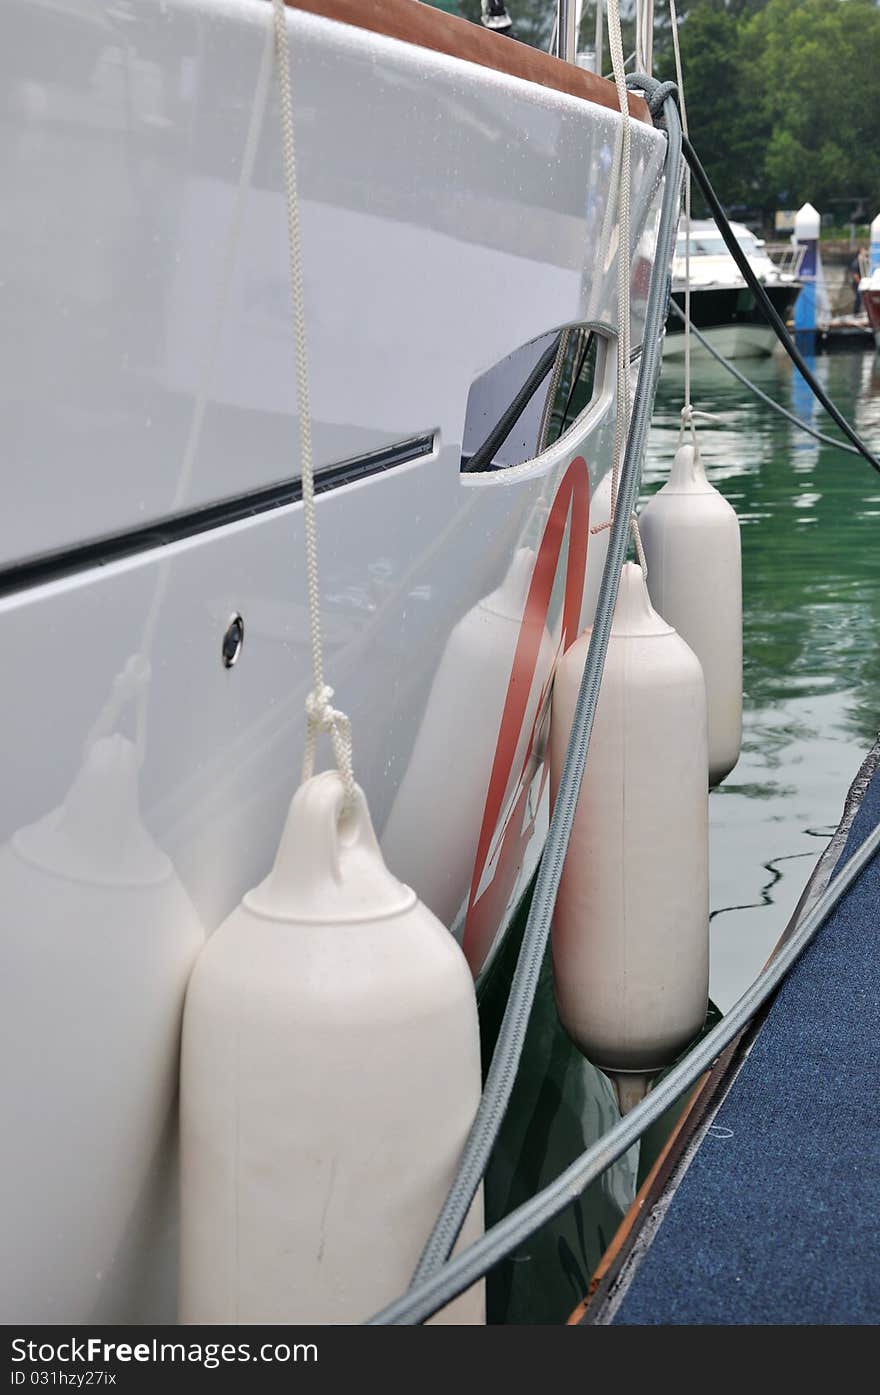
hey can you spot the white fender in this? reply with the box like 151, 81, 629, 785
0, 733, 203, 1321
382, 547, 553, 930
638, 441, 742, 786
179, 770, 484, 1324
550, 564, 709, 1073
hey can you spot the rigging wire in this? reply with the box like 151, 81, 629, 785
666, 300, 864, 458
681, 132, 880, 476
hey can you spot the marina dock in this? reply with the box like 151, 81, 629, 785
581, 742, 880, 1326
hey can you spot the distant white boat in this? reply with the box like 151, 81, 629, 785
665, 219, 802, 359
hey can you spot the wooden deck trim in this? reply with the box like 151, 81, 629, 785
566, 1048, 745, 1325
566, 1075, 712, 1325
284, 0, 652, 124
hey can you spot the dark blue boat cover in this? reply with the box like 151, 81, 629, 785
612, 762, 880, 1325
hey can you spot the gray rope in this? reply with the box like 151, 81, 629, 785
643, 79, 678, 122
371, 814, 880, 1324
401, 79, 685, 1292
667, 300, 863, 458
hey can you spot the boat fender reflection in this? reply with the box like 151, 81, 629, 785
549, 563, 710, 1085
638, 439, 743, 786
0, 658, 204, 1322
382, 547, 555, 934
179, 770, 484, 1324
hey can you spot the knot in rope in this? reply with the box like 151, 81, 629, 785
679, 403, 722, 445
302, 683, 355, 804
627, 75, 679, 125
304, 683, 341, 731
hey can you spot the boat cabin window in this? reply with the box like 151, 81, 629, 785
675, 233, 730, 258
675, 230, 763, 259
461, 326, 602, 473
735, 232, 762, 254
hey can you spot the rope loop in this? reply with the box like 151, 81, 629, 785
679, 403, 722, 446
302, 684, 356, 802
627, 75, 679, 125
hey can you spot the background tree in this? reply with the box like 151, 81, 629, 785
446, 0, 880, 225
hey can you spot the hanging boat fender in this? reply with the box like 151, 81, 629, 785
382, 547, 554, 931
550, 563, 709, 1077
179, 770, 484, 1324
638, 440, 742, 787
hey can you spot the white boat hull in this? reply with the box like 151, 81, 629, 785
663, 322, 778, 360
0, 0, 669, 1324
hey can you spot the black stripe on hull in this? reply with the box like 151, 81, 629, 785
0, 433, 435, 600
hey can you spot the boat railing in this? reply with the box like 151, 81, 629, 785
765, 241, 807, 280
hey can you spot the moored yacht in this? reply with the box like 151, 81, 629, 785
665, 219, 802, 359
1, 0, 681, 1327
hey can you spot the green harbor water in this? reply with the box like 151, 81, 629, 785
644, 346, 880, 1011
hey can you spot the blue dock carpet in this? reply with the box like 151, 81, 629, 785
594, 742, 880, 1325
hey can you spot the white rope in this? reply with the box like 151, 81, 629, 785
630, 513, 648, 578
669, 0, 692, 421
272, 0, 356, 805
591, 0, 632, 540
679, 403, 722, 446
635, 0, 655, 76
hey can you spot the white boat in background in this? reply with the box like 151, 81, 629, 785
664, 219, 802, 359
0, 0, 672, 1323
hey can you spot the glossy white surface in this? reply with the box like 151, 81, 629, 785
1, 0, 665, 570
550, 565, 710, 1072
0, 0, 669, 1323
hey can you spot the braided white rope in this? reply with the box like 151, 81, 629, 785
271, 0, 356, 804
669, 0, 692, 426
679, 403, 722, 447
591, 0, 632, 541
635, 0, 655, 76
630, 513, 648, 578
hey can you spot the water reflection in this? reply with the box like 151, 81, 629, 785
645, 348, 880, 1008
0, 657, 204, 1321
